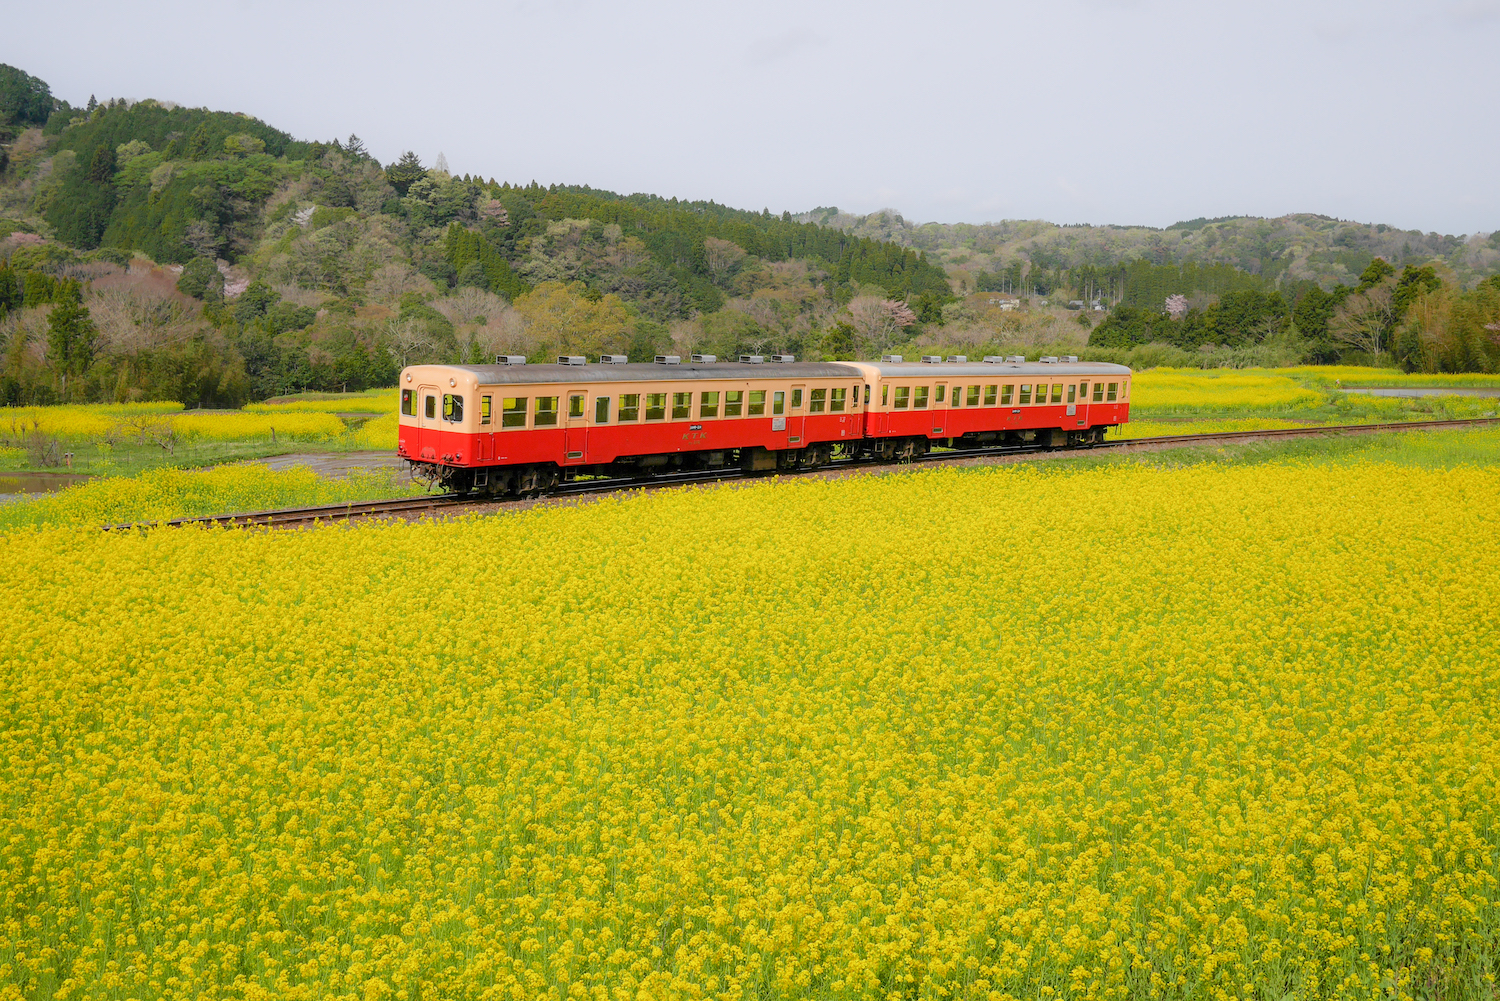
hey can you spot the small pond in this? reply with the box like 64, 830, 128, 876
0, 471, 92, 504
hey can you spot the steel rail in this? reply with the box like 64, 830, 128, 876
106, 416, 1500, 530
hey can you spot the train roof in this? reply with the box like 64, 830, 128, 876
431, 362, 864, 385
858, 361, 1132, 378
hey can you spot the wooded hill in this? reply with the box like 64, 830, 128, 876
0, 64, 952, 406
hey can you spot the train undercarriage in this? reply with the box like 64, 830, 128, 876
409, 425, 1113, 498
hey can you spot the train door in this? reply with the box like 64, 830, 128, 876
563, 390, 588, 465
931, 381, 949, 438
787, 383, 806, 445
416, 383, 440, 457
1075, 380, 1090, 430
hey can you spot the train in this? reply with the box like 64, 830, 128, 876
395, 354, 1133, 496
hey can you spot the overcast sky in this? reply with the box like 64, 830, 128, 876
7, 0, 1499, 234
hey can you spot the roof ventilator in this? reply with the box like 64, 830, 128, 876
558, 355, 586, 366
945, 355, 967, 363
770, 354, 795, 363
1006, 355, 1026, 364
1063, 355, 1079, 363
598, 354, 628, 364
982, 356, 1004, 364
920, 355, 942, 364
655, 355, 681, 365
495, 355, 526, 366
739, 355, 765, 364
1040, 356, 1059, 364
690, 354, 716, 363
880, 354, 903, 363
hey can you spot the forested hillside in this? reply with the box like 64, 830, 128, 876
0, 65, 951, 406
3, 61, 1498, 409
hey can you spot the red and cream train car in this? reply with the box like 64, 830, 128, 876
396, 356, 1132, 494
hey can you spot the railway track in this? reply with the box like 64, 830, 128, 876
106, 416, 1500, 531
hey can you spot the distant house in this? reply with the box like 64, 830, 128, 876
1066, 300, 1085, 310
971, 292, 1021, 310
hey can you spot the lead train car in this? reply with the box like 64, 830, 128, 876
397, 358, 1132, 495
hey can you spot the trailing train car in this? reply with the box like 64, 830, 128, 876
845, 356, 1132, 460
396, 354, 1132, 495
397, 357, 865, 494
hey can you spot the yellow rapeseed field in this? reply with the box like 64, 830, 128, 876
245, 392, 398, 415
1129, 370, 1321, 411
3, 447, 1498, 1001
4, 404, 345, 444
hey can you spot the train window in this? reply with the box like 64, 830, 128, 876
968, 385, 982, 407
773, 391, 785, 415
646, 393, 666, 421
791, 388, 803, 409
830, 387, 847, 412
864, 385, 871, 406
748, 390, 766, 416
991, 385, 1004, 406
809, 388, 826, 413
480, 395, 492, 425
893, 386, 910, 409
1051, 384, 1063, 403
534, 396, 558, 426
950, 385, 961, 406
914, 386, 929, 409
569, 394, 586, 419
1092, 383, 1104, 402
502, 397, 527, 428
725, 390, 743, 416
881, 385, 889, 406
1107, 382, 1118, 402
620, 394, 640, 421
935, 385, 946, 403
595, 397, 610, 424
672, 392, 691, 419
425, 395, 436, 419
1019, 384, 1032, 405
1119, 382, 1128, 400
1079, 382, 1089, 401
401, 389, 415, 416
443, 394, 464, 422
700, 391, 719, 418
1067, 385, 1076, 404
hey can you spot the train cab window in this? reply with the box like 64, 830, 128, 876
1051, 384, 1063, 403
425, 394, 436, 419
1067, 385, 1076, 404
700, 391, 719, 418
1019, 384, 1032, 405
595, 397, 610, 424
748, 390, 766, 416
830, 387, 847, 412
502, 397, 527, 428
646, 393, 667, 421
568, 394, 586, 419
992, 385, 1004, 406
443, 393, 464, 422
480, 395, 492, 425
967, 385, 982, 407
1107, 382, 1118, 402
402, 389, 416, 416
808, 388, 826, 413
1092, 383, 1105, 402
619, 394, 640, 421
881, 385, 889, 406
1119, 382, 1128, 401
773, 392, 785, 415
864, 385, 871, 406
914, 386, 929, 409
672, 392, 691, 419
791, 388, 803, 409
893, 386, 910, 409
534, 396, 558, 426
725, 390, 743, 417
